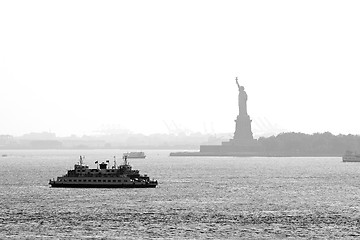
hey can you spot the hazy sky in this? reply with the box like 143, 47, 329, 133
1, 1, 359, 137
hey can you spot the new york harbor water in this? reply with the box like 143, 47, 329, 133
1, 150, 360, 239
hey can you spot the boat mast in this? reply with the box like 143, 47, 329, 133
123, 155, 128, 165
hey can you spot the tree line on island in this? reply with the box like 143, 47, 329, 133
257, 132, 360, 156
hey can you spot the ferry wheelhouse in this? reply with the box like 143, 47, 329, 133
49, 156, 158, 188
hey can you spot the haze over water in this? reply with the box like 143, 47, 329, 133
1, 150, 360, 239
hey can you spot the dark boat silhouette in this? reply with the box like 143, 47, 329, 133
49, 156, 157, 188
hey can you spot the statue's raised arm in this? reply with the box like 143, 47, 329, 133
235, 77, 241, 91
235, 76, 248, 115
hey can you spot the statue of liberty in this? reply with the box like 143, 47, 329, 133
235, 77, 248, 116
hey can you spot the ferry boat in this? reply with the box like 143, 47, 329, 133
123, 152, 146, 159
49, 156, 157, 188
342, 151, 360, 162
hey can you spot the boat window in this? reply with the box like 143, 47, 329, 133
98, 180, 101, 182
113, 180, 116, 182
108, 180, 111, 182
118, 180, 121, 182
93, 180, 96, 182
74, 179, 77, 182
83, 179, 87, 182
103, 180, 106, 182
69, 180, 72, 182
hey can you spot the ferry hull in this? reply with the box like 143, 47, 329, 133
50, 182, 157, 188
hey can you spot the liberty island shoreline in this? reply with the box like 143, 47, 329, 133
169, 151, 344, 158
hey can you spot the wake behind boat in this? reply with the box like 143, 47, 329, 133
49, 156, 157, 188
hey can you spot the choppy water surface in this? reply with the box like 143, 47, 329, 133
1, 150, 360, 239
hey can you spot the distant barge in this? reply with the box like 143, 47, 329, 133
123, 152, 146, 159
343, 151, 360, 162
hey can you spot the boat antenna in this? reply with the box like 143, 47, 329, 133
114, 156, 117, 168
79, 156, 83, 165
123, 155, 128, 165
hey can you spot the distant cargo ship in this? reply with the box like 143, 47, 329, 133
49, 156, 157, 188
123, 152, 146, 159
342, 151, 360, 162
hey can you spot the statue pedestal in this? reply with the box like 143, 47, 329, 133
232, 114, 254, 143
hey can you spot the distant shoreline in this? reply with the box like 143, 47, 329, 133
0, 148, 343, 158
0, 146, 198, 150
169, 151, 342, 158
